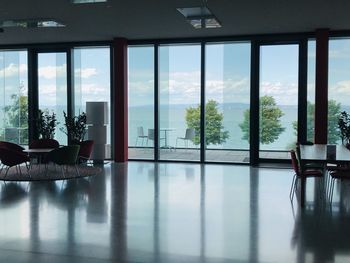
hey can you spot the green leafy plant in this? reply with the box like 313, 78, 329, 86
185, 100, 229, 145
37, 109, 58, 139
240, 95, 285, 144
60, 111, 87, 144
338, 111, 350, 145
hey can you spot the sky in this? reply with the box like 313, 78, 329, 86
0, 40, 350, 110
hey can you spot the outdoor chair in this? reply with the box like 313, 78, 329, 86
146, 129, 165, 147
176, 128, 195, 149
46, 145, 80, 178
0, 147, 30, 177
135, 127, 148, 146
290, 150, 324, 202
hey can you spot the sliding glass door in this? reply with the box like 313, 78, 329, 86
205, 42, 251, 163
159, 44, 201, 161
258, 44, 299, 160
0, 50, 28, 145
38, 52, 68, 145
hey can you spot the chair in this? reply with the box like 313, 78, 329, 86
29, 139, 60, 164
0, 147, 30, 177
46, 145, 80, 178
29, 139, 59, 149
290, 150, 324, 202
146, 129, 165, 147
296, 143, 324, 171
135, 127, 148, 146
328, 168, 350, 204
77, 140, 94, 164
176, 128, 195, 149
0, 141, 25, 153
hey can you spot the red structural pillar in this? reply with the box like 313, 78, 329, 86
113, 38, 128, 162
314, 29, 329, 144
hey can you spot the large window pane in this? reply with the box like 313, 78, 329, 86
328, 38, 350, 145
0, 50, 28, 145
38, 52, 67, 145
74, 47, 111, 158
128, 46, 154, 159
307, 40, 316, 143
205, 42, 250, 163
259, 45, 299, 159
159, 44, 201, 161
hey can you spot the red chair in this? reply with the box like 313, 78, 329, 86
0, 141, 25, 153
29, 139, 59, 149
29, 139, 60, 164
290, 150, 324, 202
77, 140, 94, 164
328, 168, 350, 204
0, 147, 30, 177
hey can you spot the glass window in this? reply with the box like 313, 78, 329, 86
128, 46, 154, 160
159, 44, 201, 161
328, 38, 350, 144
307, 40, 316, 143
38, 52, 67, 145
259, 44, 299, 159
74, 47, 111, 157
0, 50, 28, 145
205, 42, 251, 163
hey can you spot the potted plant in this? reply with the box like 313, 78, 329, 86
37, 109, 58, 139
60, 111, 87, 144
338, 111, 350, 145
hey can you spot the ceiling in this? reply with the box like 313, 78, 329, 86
0, 0, 350, 45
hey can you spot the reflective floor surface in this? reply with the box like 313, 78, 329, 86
0, 162, 350, 262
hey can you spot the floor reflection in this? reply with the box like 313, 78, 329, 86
0, 162, 350, 262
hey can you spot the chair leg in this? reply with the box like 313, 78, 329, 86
4, 167, 10, 178
75, 165, 80, 177
289, 174, 297, 200
329, 178, 336, 204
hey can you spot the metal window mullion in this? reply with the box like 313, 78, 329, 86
154, 44, 159, 161
200, 42, 206, 162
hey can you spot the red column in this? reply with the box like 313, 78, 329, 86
113, 38, 128, 162
314, 29, 329, 144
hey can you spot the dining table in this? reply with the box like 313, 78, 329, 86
299, 144, 350, 207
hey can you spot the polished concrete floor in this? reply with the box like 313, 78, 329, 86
0, 162, 349, 262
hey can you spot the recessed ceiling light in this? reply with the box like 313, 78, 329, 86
0, 19, 65, 28
177, 7, 222, 29
71, 0, 107, 4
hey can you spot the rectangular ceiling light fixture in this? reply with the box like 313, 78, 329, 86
0, 19, 65, 28
177, 7, 221, 29
71, 0, 107, 3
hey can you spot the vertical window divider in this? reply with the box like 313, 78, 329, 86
28, 49, 38, 142
298, 39, 308, 143
67, 48, 74, 145
250, 41, 260, 166
154, 44, 159, 161
200, 42, 206, 162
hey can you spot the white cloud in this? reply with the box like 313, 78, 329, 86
75, 68, 97, 79
0, 63, 27, 78
38, 65, 66, 79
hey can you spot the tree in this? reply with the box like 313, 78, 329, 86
239, 95, 285, 144
185, 100, 229, 145
292, 100, 341, 144
3, 92, 28, 144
